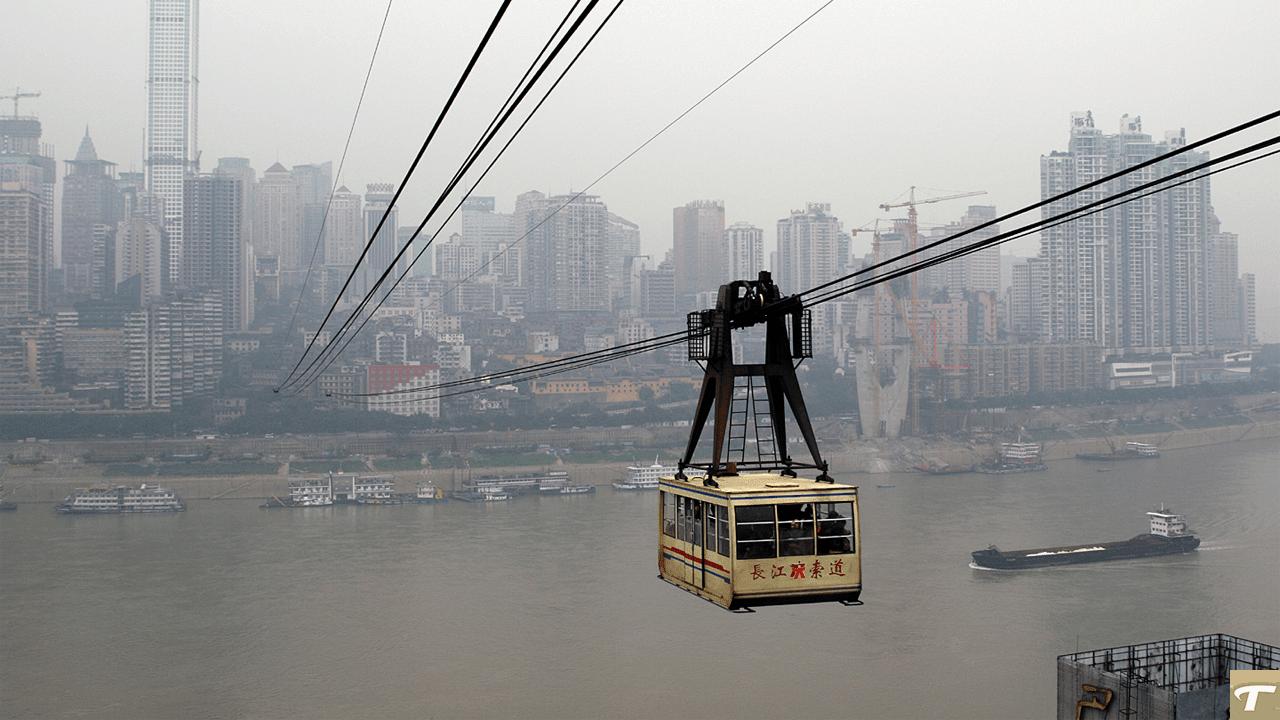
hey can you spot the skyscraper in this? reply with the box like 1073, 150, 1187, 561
294, 161, 332, 278
1039, 112, 1212, 352
61, 129, 120, 295
184, 173, 249, 330
0, 166, 46, 317
725, 221, 764, 281
146, 0, 200, 285
1, 111, 55, 301
460, 195, 515, 285
214, 157, 256, 249
114, 216, 165, 303
517, 191, 610, 313
125, 292, 221, 409
323, 185, 362, 269
775, 202, 842, 295
1007, 256, 1047, 341
254, 162, 299, 272
1206, 230, 1257, 349
672, 200, 725, 305
363, 183, 400, 301
397, 226, 432, 278
920, 206, 1000, 296
605, 212, 640, 305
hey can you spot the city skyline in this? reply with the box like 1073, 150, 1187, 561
4, 0, 1276, 338
0, 0, 1274, 425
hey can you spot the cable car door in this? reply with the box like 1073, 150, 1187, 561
674, 495, 704, 589
689, 498, 706, 589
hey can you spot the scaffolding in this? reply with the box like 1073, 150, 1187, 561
1057, 634, 1280, 719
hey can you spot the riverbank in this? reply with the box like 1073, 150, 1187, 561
5, 417, 1278, 501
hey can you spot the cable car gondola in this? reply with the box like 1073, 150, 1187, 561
658, 273, 861, 610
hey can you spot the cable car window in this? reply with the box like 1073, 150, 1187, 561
734, 505, 776, 559
776, 503, 815, 556
816, 502, 855, 555
705, 504, 730, 556
716, 506, 730, 555
661, 492, 676, 537
675, 495, 687, 541
689, 500, 703, 547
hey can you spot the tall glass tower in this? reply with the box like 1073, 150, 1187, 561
145, 0, 199, 287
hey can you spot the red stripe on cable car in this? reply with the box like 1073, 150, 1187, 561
663, 545, 729, 573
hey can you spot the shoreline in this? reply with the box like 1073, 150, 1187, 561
5, 420, 1278, 502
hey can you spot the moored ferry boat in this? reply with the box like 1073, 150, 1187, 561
970, 506, 1199, 570
536, 470, 572, 493
57, 484, 185, 514
416, 481, 446, 503
351, 474, 401, 504
1076, 440, 1161, 461
478, 486, 510, 501
261, 476, 333, 509
976, 442, 1047, 474
449, 487, 511, 503
464, 470, 568, 497
616, 457, 690, 490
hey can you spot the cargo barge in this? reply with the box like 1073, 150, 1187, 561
971, 507, 1198, 570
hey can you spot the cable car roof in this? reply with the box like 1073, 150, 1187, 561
661, 473, 857, 496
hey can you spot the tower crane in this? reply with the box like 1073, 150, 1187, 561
0, 88, 41, 117
879, 187, 986, 435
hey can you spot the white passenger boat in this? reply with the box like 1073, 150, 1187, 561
57, 484, 185, 513
614, 457, 688, 491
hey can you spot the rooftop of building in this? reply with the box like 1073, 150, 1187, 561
1059, 633, 1279, 694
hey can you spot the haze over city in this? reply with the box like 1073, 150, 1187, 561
2, 2, 1278, 719
5, 0, 1278, 338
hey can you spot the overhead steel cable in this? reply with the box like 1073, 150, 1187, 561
277, 0, 395, 382
277, 0, 514, 392
335, 326, 686, 394
344, 337, 690, 405
291, 0, 624, 392
432, 0, 838, 307
803, 140, 1280, 308
808, 144, 1280, 308
798, 107, 1280, 301
297, 0, 836, 392
351, 0, 596, 317
349, 138, 1280, 403
344, 334, 693, 406
292, 0, 618, 393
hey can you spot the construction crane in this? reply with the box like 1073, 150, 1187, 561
0, 87, 41, 117
878, 186, 986, 435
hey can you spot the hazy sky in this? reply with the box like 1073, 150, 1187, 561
5, 0, 1278, 337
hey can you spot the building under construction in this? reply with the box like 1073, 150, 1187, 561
1057, 633, 1280, 719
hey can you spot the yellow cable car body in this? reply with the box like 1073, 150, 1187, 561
658, 473, 861, 610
